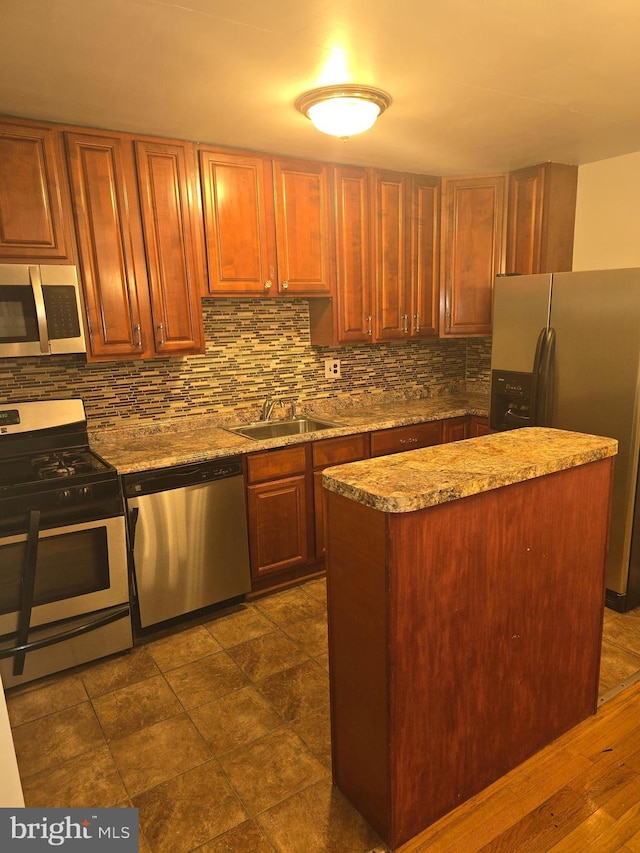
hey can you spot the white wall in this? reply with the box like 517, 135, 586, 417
573, 151, 640, 271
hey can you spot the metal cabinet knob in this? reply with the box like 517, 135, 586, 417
281, 280, 289, 290
264, 280, 272, 290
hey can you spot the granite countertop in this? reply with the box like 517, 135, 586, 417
322, 427, 618, 513
90, 392, 489, 475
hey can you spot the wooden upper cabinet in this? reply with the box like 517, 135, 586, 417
65, 130, 151, 359
506, 163, 578, 275
332, 165, 372, 343
134, 139, 204, 354
66, 130, 204, 360
272, 157, 334, 295
199, 149, 277, 295
0, 119, 74, 261
409, 174, 440, 338
440, 174, 506, 336
373, 170, 409, 342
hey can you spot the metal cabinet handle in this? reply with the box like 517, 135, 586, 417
157, 323, 165, 345
366, 315, 372, 336
281, 280, 289, 290
264, 280, 272, 290
134, 324, 142, 347
403, 314, 409, 334
414, 313, 421, 332
399, 437, 419, 445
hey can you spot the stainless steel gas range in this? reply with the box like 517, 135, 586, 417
0, 399, 132, 688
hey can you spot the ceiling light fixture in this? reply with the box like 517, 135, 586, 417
295, 84, 392, 140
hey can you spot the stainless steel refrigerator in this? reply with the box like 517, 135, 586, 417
489, 269, 640, 611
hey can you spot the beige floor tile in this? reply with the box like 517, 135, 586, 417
132, 760, 247, 853
12, 701, 106, 778
228, 630, 309, 682
109, 713, 211, 797
198, 819, 275, 852
253, 586, 325, 627
301, 577, 327, 605
205, 604, 275, 648
599, 638, 640, 694
21, 745, 127, 807
145, 624, 222, 671
189, 685, 283, 756
218, 727, 328, 815
256, 778, 382, 853
6, 673, 88, 727
603, 613, 640, 658
289, 705, 332, 770
164, 650, 249, 710
256, 660, 330, 722
80, 647, 160, 698
315, 652, 330, 672
283, 612, 329, 658
92, 674, 182, 740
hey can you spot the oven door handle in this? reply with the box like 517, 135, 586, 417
0, 604, 131, 661
13, 509, 41, 676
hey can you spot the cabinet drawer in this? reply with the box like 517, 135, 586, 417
370, 421, 442, 457
246, 444, 308, 484
312, 433, 369, 469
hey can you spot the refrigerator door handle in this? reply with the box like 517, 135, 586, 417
535, 328, 556, 427
530, 328, 547, 427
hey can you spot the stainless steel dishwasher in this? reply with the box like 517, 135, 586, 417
123, 456, 250, 630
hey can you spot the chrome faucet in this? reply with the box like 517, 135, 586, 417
260, 395, 275, 421
280, 396, 298, 419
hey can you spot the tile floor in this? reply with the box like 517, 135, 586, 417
6, 576, 640, 853
5, 576, 382, 853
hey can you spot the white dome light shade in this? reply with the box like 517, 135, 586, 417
296, 85, 391, 140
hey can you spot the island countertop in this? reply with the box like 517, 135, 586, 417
322, 427, 618, 513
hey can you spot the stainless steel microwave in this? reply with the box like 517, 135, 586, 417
0, 264, 86, 357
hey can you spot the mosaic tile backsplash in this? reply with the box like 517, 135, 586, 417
0, 299, 491, 430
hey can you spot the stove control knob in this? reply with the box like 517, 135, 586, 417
58, 489, 73, 504
77, 486, 92, 500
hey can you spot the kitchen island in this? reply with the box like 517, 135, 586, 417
322, 427, 617, 850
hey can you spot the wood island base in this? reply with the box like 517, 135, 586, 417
324, 436, 615, 850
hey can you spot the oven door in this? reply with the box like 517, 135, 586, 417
0, 515, 131, 680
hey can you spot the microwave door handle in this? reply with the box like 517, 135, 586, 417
29, 265, 50, 354
13, 509, 41, 676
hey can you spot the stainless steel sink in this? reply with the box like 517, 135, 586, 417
225, 417, 340, 440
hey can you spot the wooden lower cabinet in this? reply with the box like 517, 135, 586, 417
312, 433, 369, 557
246, 445, 312, 586
370, 421, 442, 457
441, 416, 470, 443
470, 415, 490, 437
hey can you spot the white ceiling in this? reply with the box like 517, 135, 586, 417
2, 0, 640, 176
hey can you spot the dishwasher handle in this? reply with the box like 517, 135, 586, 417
123, 456, 243, 498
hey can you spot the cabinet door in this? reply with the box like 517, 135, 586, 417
441, 416, 470, 443
65, 131, 151, 359
333, 165, 372, 343
199, 149, 277, 295
313, 433, 369, 557
506, 163, 577, 275
247, 475, 310, 579
0, 120, 73, 261
470, 416, 490, 437
134, 140, 204, 355
273, 158, 334, 295
373, 170, 409, 341
440, 175, 506, 336
409, 175, 440, 338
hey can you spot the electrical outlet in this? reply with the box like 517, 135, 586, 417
324, 358, 341, 379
